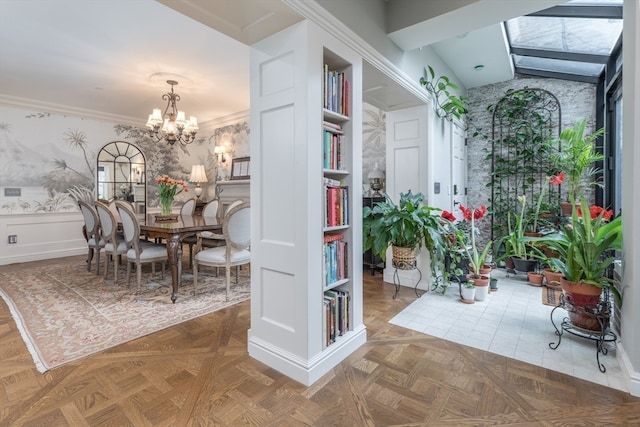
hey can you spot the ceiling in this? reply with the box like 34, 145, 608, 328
0, 0, 614, 127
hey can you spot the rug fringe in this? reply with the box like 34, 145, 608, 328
0, 289, 48, 373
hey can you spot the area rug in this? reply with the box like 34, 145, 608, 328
542, 285, 563, 307
0, 260, 250, 373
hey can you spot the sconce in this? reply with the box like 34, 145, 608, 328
189, 164, 208, 201
367, 162, 385, 197
214, 145, 226, 163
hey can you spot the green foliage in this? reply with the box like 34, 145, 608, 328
549, 119, 605, 201
523, 197, 622, 306
419, 66, 467, 121
363, 191, 455, 290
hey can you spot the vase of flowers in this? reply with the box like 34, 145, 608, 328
156, 175, 188, 217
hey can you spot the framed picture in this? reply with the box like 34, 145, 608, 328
230, 156, 250, 180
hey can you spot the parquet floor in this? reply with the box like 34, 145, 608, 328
1, 257, 639, 426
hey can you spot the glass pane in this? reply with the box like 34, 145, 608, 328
513, 55, 604, 76
506, 16, 622, 56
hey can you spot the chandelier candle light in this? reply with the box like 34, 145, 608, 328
189, 165, 208, 201
146, 80, 198, 146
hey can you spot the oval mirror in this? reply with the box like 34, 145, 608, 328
96, 141, 146, 213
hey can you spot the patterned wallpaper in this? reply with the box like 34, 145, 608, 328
0, 104, 248, 214
0, 101, 381, 214
362, 102, 386, 196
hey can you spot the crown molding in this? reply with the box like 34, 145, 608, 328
282, 0, 430, 107
0, 94, 144, 125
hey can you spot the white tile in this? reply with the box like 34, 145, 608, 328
388, 269, 629, 394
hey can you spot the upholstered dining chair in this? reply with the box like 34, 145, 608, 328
115, 201, 168, 294
95, 200, 128, 284
181, 198, 197, 216
193, 202, 250, 299
183, 199, 221, 267
78, 200, 104, 274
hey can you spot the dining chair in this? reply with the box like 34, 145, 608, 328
115, 201, 168, 294
193, 202, 250, 299
95, 200, 128, 284
181, 198, 197, 216
78, 200, 104, 274
183, 199, 221, 267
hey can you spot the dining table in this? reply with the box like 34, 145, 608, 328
140, 213, 222, 303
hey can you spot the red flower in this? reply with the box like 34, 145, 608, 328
549, 172, 565, 186
577, 205, 614, 221
460, 204, 487, 221
441, 210, 456, 222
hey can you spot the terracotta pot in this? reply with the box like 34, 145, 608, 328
560, 202, 579, 217
469, 264, 492, 276
560, 278, 605, 331
527, 272, 544, 286
505, 256, 515, 271
543, 269, 563, 289
466, 274, 490, 287
524, 231, 542, 237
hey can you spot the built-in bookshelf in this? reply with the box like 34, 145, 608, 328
322, 57, 352, 348
249, 20, 365, 386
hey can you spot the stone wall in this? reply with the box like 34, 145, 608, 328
465, 74, 597, 246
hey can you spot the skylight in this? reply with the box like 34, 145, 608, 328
505, 0, 622, 83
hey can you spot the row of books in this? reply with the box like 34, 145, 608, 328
323, 127, 345, 170
323, 64, 350, 116
325, 185, 349, 227
323, 234, 348, 287
323, 289, 350, 348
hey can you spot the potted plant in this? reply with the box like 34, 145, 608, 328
460, 279, 476, 303
457, 204, 492, 286
549, 119, 605, 214
496, 195, 542, 273
363, 191, 449, 279
523, 197, 622, 331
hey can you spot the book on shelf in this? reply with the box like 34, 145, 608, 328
323, 289, 350, 346
324, 185, 349, 227
323, 64, 350, 116
323, 234, 348, 287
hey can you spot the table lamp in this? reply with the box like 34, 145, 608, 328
368, 162, 384, 197
189, 164, 208, 201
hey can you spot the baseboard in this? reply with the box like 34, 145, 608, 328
617, 342, 640, 397
247, 324, 367, 386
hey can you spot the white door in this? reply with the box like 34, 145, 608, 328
451, 123, 467, 214
384, 105, 430, 289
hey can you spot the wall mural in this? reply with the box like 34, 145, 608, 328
362, 103, 386, 196
0, 104, 248, 214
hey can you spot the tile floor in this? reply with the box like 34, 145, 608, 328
389, 268, 628, 393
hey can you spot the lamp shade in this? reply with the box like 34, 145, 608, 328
189, 164, 208, 183
368, 162, 384, 179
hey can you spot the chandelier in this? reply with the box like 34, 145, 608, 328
146, 80, 198, 146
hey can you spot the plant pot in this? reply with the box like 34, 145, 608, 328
469, 263, 492, 276
560, 278, 606, 331
489, 277, 498, 292
504, 256, 515, 271
460, 286, 476, 303
474, 282, 489, 301
543, 269, 563, 289
527, 271, 544, 286
392, 246, 417, 270
511, 256, 538, 273
560, 201, 576, 216
466, 274, 490, 286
